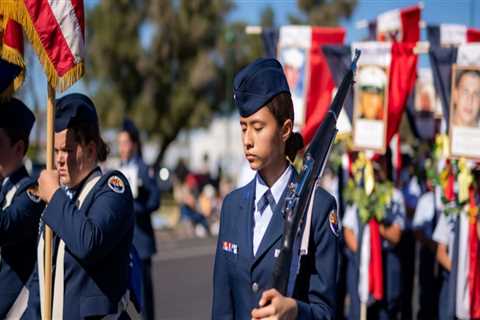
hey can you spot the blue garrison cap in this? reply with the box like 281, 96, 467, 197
233, 58, 290, 117
0, 98, 35, 137
55, 93, 98, 132
122, 118, 139, 141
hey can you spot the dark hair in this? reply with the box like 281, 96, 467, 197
69, 121, 109, 162
266, 92, 304, 162
121, 129, 143, 158
2, 127, 29, 155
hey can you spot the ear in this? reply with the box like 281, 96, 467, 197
14, 140, 25, 158
281, 119, 293, 143
87, 141, 97, 161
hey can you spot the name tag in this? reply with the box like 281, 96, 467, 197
223, 241, 238, 254
274, 249, 281, 258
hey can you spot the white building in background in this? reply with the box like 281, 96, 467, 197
154, 114, 252, 184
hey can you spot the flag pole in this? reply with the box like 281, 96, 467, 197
43, 83, 55, 320
360, 302, 367, 320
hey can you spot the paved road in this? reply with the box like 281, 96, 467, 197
150, 232, 422, 320
152, 235, 217, 320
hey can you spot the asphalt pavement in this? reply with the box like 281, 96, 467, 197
153, 234, 217, 320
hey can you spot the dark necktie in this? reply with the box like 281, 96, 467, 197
0, 179, 13, 207
257, 189, 276, 215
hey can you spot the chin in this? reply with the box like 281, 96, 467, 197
248, 161, 261, 171
59, 178, 70, 186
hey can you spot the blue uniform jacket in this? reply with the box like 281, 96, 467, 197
212, 176, 339, 320
22, 170, 134, 319
125, 156, 160, 259
0, 166, 44, 317
345, 200, 404, 320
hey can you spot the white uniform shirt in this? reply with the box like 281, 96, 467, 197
432, 212, 470, 318
342, 188, 406, 238
413, 190, 442, 239
342, 204, 359, 237
119, 159, 140, 198
253, 166, 292, 255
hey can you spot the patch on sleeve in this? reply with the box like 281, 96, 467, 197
26, 187, 41, 203
329, 210, 340, 237
108, 176, 125, 194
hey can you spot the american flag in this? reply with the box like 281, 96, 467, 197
3, 0, 85, 91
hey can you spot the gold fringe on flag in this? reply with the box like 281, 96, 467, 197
1, 0, 85, 92
1, 44, 25, 91
0, 4, 25, 98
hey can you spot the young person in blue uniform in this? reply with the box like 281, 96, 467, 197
412, 174, 441, 319
0, 98, 45, 318
212, 58, 340, 320
118, 118, 160, 320
21, 93, 135, 319
433, 185, 480, 320
342, 156, 406, 320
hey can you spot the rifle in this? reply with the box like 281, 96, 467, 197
271, 49, 361, 295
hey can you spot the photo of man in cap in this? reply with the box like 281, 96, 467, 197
356, 65, 387, 121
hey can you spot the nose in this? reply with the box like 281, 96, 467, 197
243, 128, 253, 150
55, 152, 65, 168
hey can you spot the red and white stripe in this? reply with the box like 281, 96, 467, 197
24, 0, 84, 77
440, 24, 480, 46
359, 219, 384, 304
277, 25, 345, 145
375, 5, 421, 43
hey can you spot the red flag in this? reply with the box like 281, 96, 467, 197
468, 189, 480, 318
373, 5, 421, 43
466, 28, 480, 42
276, 26, 345, 145
386, 43, 417, 144
302, 28, 345, 145
4, 0, 85, 91
368, 219, 384, 301
0, 17, 25, 97
445, 162, 455, 202
351, 42, 417, 151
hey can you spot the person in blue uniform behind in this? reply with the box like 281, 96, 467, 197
0, 98, 45, 318
212, 58, 340, 320
343, 156, 406, 320
21, 93, 136, 319
117, 118, 160, 320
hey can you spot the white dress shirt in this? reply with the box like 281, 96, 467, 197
253, 165, 292, 255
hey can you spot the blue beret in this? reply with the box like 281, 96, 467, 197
0, 98, 35, 137
122, 118, 139, 141
55, 93, 98, 132
233, 58, 290, 117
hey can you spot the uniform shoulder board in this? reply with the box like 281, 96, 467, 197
328, 210, 340, 237
26, 187, 41, 203
108, 175, 126, 194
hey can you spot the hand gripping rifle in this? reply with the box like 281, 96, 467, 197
271, 49, 361, 295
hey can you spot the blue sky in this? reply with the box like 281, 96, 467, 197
228, 0, 479, 67
20, 0, 480, 109
230, 0, 480, 41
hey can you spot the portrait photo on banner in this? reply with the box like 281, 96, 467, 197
449, 64, 480, 159
277, 26, 312, 130
353, 64, 389, 153
278, 46, 308, 128
412, 68, 441, 140
415, 68, 442, 118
